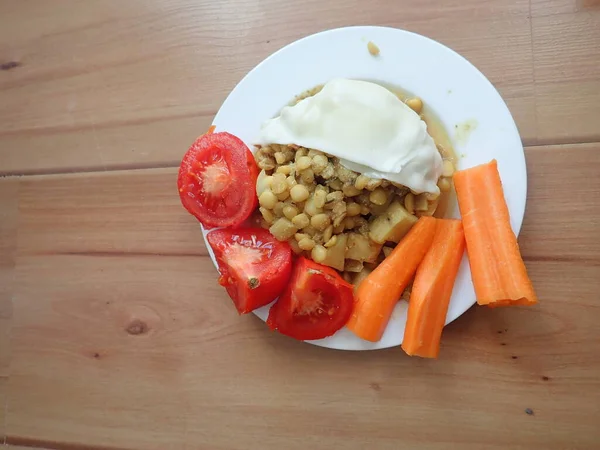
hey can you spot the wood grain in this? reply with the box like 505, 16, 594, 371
0, 0, 536, 174
3, 144, 599, 449
531, 5, 600, 143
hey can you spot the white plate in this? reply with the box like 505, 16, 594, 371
205, 26, 527, 351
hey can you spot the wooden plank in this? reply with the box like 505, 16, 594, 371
519, 143, 600, 261
4, 144, 600, 449
6, 258, 600, 450
531, 4, 600, 143
531, 0, 600, 17
0, 178, 18, 373
0, 0, 535, 174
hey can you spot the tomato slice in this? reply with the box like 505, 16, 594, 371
207, 228, 292, 314
267, 258, 355, 340
178, 130, 259, 228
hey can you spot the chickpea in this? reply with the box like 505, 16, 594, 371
259, 207, 275, 224
283, 205, 299, 220
346, 202, 362, 216
294, 148, 308, 159
311, 245, 327, 263
288, 238, 303, 255
290, 184, 310, 202
308, 149, 323, 158
404, 193, 415, 214
324, 235, 338, 248
344, 217, 355, 230
295, 232, 309, 242
333, 223, 345, 234
328, 179, 343, 191
276, 164, 293, 175
442, 159, 455, 178
300, 168, 315, 184
257, 146, 273, 157
282, 147, 295, 163
325, 191, 344, 204
303, 225, 318, 236
273, 201, 285, 217
321, 163, 335, 179
369, 188, 388, 205
342, 184, 362, 197
291, 213, 310, 229
274, 152, 286, 165
256, 174, 273, 197
296, 156, 312, 171
257, 157, 275, 171
332, 211, 347, 228
360, 205, 370, 215
310, 213, 331, 231
311, 154, 328, 174
271, 173, 287, 194
406, 97, 423, 114
438, 177, 451, 192
323, 225, 333, 243
286, 175, 297, 188
304, 197, 322, 217
354, 175, 370, 190
367, 41, 380, 56
365, 178, 383, 191
298, 238, 316, 251
336, 165, 357, 183
276, 190, 290, 201
258, 190, 277, 209
313, 189, 327, 208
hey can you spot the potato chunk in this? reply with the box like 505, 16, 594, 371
345, 233, 382, 263
369, 201, 418, 244
319, 233, 347, 271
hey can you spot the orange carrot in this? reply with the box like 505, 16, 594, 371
346, 216, 437, 342
402, 219, 465, 358
454, 160, 537, 307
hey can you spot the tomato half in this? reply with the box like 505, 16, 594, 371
178, 130, 259, 228
267, 258, 355, 340
207, 228, 292, 314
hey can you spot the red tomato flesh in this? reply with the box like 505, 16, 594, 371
178, 131, 259, 228
207, 228, 292, 314
267, 258, 355, 340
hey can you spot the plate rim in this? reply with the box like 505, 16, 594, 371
205, 25, 527, 351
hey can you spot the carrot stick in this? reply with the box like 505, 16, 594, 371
346, 216, 437, 342
454, 160, 537, 307
401, 219, 465, 358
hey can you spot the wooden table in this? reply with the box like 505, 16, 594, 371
1, 1, 599, 449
